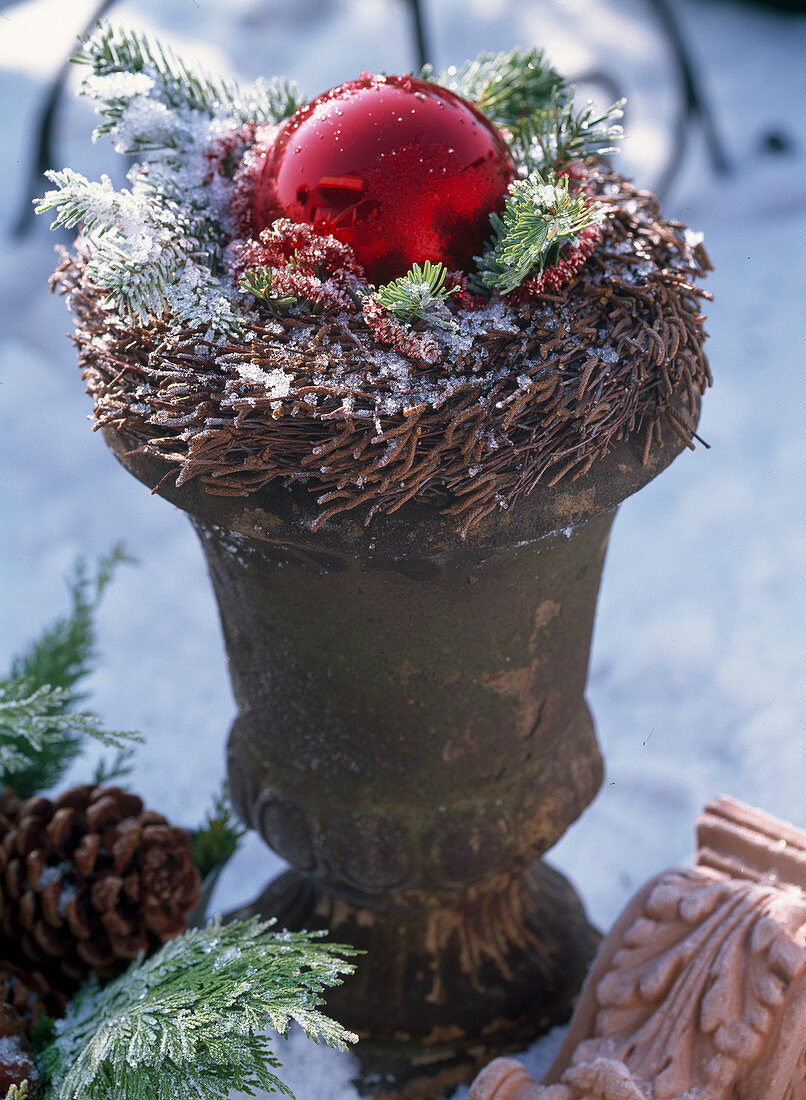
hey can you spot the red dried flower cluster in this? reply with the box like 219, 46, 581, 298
513, 225, 603, 301
232, 218, 366, 312
362, 294, 440, 364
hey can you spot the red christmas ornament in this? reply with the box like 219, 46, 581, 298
251, 73, 516, 284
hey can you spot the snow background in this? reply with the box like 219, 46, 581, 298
1, 0, 804, 1094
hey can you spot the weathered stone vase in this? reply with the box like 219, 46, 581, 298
103, 411, 694, 1099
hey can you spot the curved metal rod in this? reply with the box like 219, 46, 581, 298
402, 0, 431, 72
12, 0, 118, 239
646, 0, 731, 198
569, 69, 626, 110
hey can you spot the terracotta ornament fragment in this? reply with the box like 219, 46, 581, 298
470, 796, 806, 1100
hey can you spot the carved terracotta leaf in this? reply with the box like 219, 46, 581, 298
562, 868, 806, 1100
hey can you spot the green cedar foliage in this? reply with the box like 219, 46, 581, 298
36, 919, 360, 1100
0, 549, 141, 798
191, 784, 246, 882
475, 172, 605, 295
376, 261, 456, 328
91, 744, 137, 786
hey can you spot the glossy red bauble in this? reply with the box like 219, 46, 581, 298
251, 74, 516, 284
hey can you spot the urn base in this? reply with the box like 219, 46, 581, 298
230, 859, 598, 1098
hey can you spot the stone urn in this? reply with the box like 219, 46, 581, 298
102, 401, 696, 1098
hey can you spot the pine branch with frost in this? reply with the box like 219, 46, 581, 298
475, 171, 605, 295
509, 90, 624, 173
376, 261, 457, 329
37, 170, 149, 239
35, 919, 360, 1100
36, 169, 242, 335
36, 23, 309, 336
437, 48, 564, 130
75, 22, 305, 155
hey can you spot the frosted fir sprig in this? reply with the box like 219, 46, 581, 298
436, 47, 622, 174
475, 171, 606, 295
510, 91, 624, 174
35, 918, 360, 1100
437, 48, 564, 130
36, 21, 302, 336
3, 1084, 28, 1100
37, 168, 242, 334
376, 261, 457, 329
75, 21, 304, 155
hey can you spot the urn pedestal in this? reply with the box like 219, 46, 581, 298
104, 411, 694, 1099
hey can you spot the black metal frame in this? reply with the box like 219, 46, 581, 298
11, 0, 731, 237
11, 0, 118, 238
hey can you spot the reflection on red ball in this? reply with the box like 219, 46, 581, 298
251, 74, 516, 284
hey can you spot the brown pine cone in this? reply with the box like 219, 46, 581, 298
0, 789, 21, 838
0, 784, 201, 991
0, 959, 67, 1032
0, 997, 37, 1094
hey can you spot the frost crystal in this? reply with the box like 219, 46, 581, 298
235, 363, 293, 399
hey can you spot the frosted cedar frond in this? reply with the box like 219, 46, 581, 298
37, 918, 359, 1100
0, 547, 141, 799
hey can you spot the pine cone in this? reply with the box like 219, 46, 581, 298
0, 959, 68, 1093
0, 958, 66, 1031
0, 790, 21, 836
0, 997, 37, 1094
0, 784, 201, 991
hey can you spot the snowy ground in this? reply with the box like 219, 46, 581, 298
1, 0, 805, 1095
